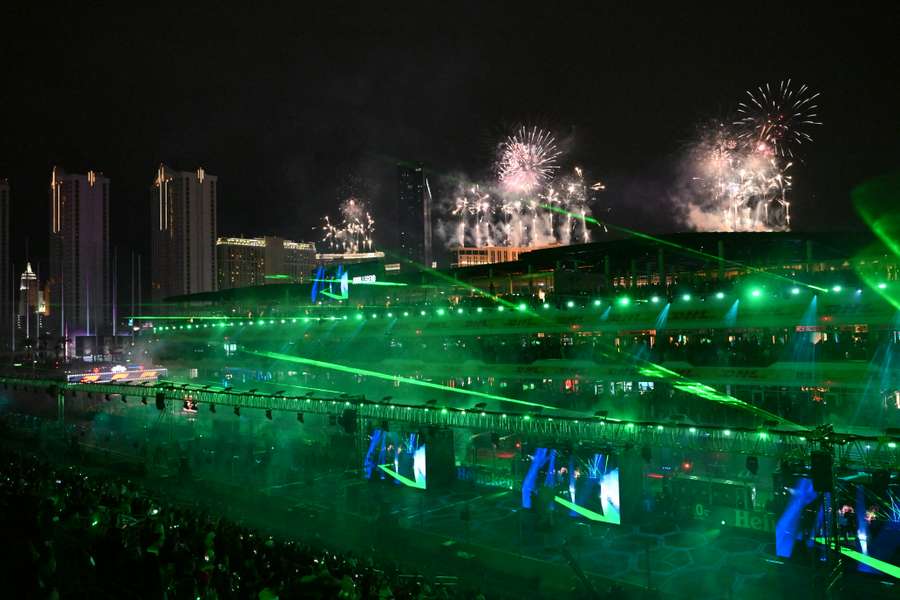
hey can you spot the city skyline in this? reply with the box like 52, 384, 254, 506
1, 4, 898, 278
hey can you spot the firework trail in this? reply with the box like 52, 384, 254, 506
497, 126, 562, 193
450, 184, 492, 247
440, 168, 603, 247
320, 197, 375, 252
544, 167, 592, 244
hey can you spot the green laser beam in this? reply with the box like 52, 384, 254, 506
633, 358, 799, 428
243, 349, 558, 410
815, 538, 900, 579
381, 250, 526, 312
540, 204, 828, 292
553, 496, 620, 524
320, 290, 347, 300
377, 464, 426, 489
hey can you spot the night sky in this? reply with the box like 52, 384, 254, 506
2, 3, 898, 274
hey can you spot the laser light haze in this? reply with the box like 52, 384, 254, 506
439, 126, 604, 248
681, 79, 821, 232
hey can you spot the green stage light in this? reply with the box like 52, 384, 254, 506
723, 429, 731, 436
618, 296, 630, 306
420, 310, 426, 316
751, 289, 762, 297
656, 425, 664, 430
651, 296, 660, 303
280, 319, 285, 324
715, 292, 725, 299
759, 432, 768, 439
403, 311, 409, 317
593, 299, 602, 306
269, 320, 274, 324
542, 303, 550, 309
355, 313, 363, 320
689, 427, 697, 433
476, 307, 483, 313
291, 318, 297, 323
877, 282, 887, 289
497, 306, 505, 312
889, 442, 896, 449
386, 312, 393, 318
517, 303, 527, 311
831, 285, 842, 292
566, 300, 575, 308
790, 287, 800, 295
457, 308, 464, 314
303, 317, 310, 323
436, 308, 446, 316
682, 294, 691, 301
371, 313, 378, 319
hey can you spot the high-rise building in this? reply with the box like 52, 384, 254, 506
216, 236, 317, 289
150, 164, 218, 301
397, 162, 433, 268
16, 262, 47, 340
49, 167, 111, 342
0, 179, 9, 348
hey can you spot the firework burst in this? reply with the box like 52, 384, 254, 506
497, 126, 562, 193
735, 79, 821, 159
320, 197, 375, 253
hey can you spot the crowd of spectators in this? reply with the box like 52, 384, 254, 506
0, 446, 485, 599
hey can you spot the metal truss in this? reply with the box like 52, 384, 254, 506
1, 376, 897, 468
